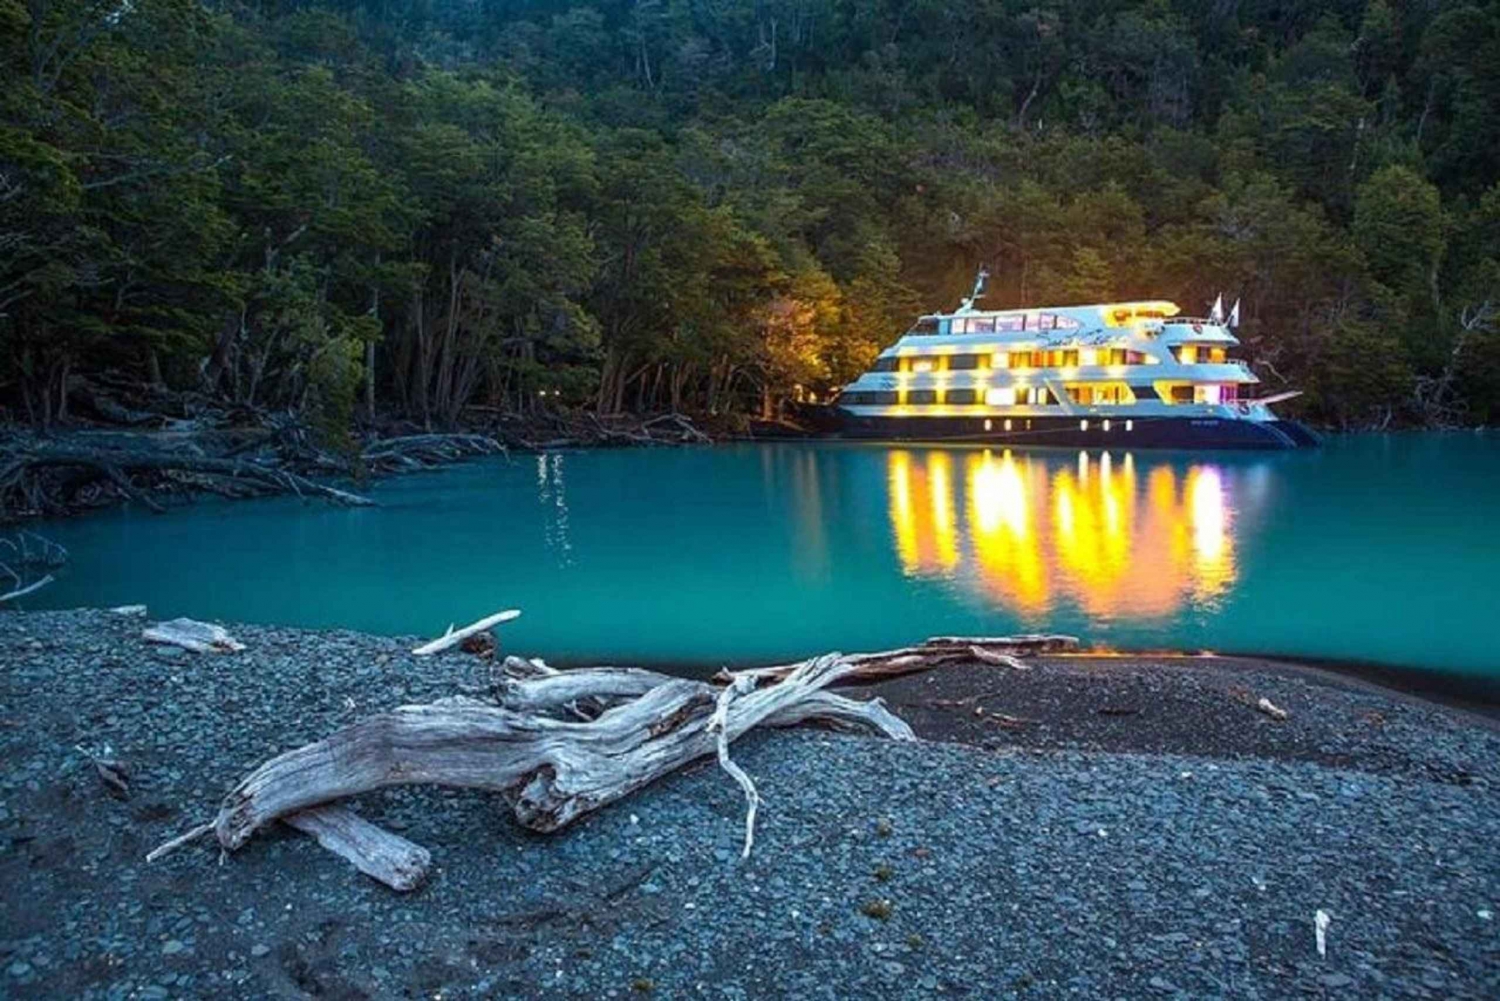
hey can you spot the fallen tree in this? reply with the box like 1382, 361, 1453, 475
149, 631, 1077, 890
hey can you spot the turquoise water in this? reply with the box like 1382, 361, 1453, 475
21, 434, 1500, 678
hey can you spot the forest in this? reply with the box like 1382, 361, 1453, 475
3, 0, 1499, 433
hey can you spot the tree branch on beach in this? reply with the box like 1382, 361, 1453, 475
0, 531, 66, 603
149, 631, 1075, 890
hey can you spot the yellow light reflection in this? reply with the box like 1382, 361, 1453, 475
885, 451, 1239, 621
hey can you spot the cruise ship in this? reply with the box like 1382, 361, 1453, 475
830, 273, 1318, 449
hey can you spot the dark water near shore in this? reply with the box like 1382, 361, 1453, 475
23, 433, 1500, 678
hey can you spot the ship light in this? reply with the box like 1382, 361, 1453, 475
984, 419, 992, 431
1126, 420, 1134, 431
1004, 419, 1012, 431
1103, 419, 1111, 431
1080, 419, 1089, 431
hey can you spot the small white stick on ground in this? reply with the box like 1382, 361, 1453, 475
411, 609, 521, 656
1257, 697, 1289, 720
1315, 909, 1331, 957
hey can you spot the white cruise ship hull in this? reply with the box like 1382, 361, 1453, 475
827, 409, 1320, 449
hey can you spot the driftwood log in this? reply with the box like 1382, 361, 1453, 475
151, 631, 1076, 890
143, 617, 246, 654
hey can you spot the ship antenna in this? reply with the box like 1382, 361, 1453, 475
958, 267, 990, 312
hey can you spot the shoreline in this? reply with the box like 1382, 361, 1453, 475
2, 608, 1497, 998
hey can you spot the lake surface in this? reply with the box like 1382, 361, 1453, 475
23, 434, 1500, 679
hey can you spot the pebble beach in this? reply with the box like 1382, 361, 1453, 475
1, 609, 1497, 999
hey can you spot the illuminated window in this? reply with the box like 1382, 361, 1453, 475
1195, 384, 1223, 405
985, 387, 1016, 407
1080, 419, 1089, 431
910, 357, 937, 373
1103, 419, 1112, 431
983, 419, 992, 431
971, 317, 995, 333
1004, 419, 1013, 431
1126, 420, 1134, 431
996, 315, 1025, 332
1080, 349, 1098, 367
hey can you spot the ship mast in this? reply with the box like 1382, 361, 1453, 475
957, 267, 989, 313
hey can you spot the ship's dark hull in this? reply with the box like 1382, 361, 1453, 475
826, 410, 1320, 450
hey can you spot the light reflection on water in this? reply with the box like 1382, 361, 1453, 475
885, 448, 1241, 623
22, 435, 1499, 676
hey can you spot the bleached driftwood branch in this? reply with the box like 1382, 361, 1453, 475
0, 573, 54, 603
411, 609, 521, 656
0, 530, 67, 603
152, 633, 1061, 890
143, 617, 245, 653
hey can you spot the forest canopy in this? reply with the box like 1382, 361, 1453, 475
4, 0, 1500, 430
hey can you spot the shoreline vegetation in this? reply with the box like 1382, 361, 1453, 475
1, 608, 1496, 997
5, 2, 1500, 446
0, 400, 765, 520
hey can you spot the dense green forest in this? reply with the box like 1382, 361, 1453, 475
3, 0, 1499, 431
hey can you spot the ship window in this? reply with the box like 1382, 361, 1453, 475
947, 388, 977, 404
1208, 347, 1227, 363
907, 318, 939, 336
1108, 348, 1128, 365
909, 357, 937, 373
949, 354, 982, 370
908, 389, 937, 405
1127, 350, 1147, 365
996, 315, 1025, 332
1036, 313, 1057, 330
1015, 386, 1032, 404
1169, 385, 1194, 403
984, 387, 1016, 407
872, 356, 899, 372
970, 317, 995, 333
1006, 351, 1032, 369
872, 391, 899, 405
841, 391, 869, 404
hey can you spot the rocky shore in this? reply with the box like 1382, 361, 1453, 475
1, 609, 1497, 999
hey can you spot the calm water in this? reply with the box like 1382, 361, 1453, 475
22, 434, 1500, 678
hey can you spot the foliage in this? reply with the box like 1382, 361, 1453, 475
4, 0, 1500, 428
